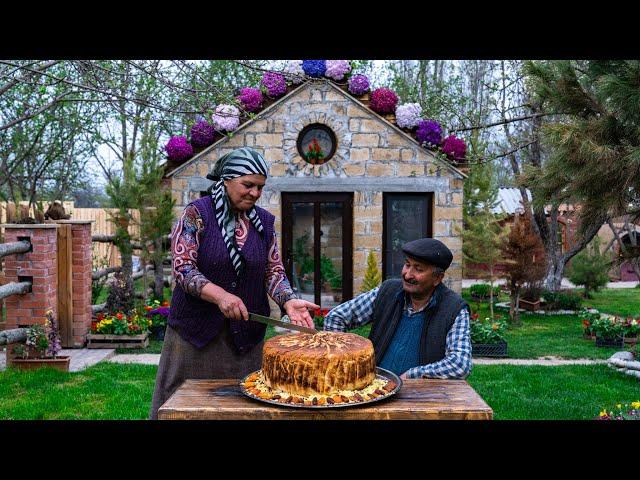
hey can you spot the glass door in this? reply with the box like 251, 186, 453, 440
282, 193, 353, 309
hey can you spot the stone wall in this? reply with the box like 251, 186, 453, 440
168, 80, 465, 295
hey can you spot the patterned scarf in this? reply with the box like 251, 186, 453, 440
206, 147, 269, 277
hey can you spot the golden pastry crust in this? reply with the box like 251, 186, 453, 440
261, 331, 376, 396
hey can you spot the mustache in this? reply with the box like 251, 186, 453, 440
403, 277, 418, 285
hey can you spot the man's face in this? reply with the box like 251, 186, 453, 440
401, 256, 443, 296
224, 174, 266, 211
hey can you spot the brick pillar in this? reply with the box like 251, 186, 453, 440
2, 224, 59, 331
69, 221, 93, 347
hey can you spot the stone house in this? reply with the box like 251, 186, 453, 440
163, 79, 467, 311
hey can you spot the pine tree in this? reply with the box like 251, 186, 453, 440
567, 237, 611, 298
460, 160, 508, 320
361, 251, 382, 293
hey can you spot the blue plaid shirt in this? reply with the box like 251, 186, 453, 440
323, 287, 472, 379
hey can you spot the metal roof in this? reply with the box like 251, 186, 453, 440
492, 187, 532, 215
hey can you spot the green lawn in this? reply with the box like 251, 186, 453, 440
1, 362, 637, 420
582, 287, 640, 317
468, 364, 640, 420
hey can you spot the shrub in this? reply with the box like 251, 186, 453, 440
469, 283, 501, 299
542, 290, 582, 310
361, 251, 381, 293
566, 237, 611, 298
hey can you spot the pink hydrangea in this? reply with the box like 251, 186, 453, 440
369, 88, 399, 114
237, 87, 263, 112
325, 60, 351, 80
212, 104, 240, 132
165, 136, 193, 162
441, 134, 467, 161
261, 71, 287, 98
395, 103, 422, 129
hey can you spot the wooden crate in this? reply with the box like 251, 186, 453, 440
87, 334, 149, 349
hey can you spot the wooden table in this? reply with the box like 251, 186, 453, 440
158, 378, 493, 420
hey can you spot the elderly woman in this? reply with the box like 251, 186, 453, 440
150, 147, 318, 419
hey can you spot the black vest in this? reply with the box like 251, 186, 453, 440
369, 279, 468, 365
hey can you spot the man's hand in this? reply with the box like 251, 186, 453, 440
283, 299, 320, 329
400, 372, 409, 380
216, 292, 249, 321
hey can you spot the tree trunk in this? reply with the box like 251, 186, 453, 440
0, 328, 27, 346
0, 240, 31, 259
0, 281, 31, 300
153, 238, 164, 300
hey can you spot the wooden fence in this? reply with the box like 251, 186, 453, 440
1, 202, 141, 268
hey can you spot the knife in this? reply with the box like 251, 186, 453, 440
249, 313, 318, 334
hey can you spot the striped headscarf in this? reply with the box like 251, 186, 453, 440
206, 147, 269, 277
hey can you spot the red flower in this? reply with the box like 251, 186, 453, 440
96, 313, 104, 321
116, 313, 124, 320
471, 313, 479, 321
582, 319, 591, 328
162, 301, 170, 307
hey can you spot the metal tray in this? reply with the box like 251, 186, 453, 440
240, 367, 402, 409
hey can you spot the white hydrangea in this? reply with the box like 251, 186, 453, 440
212, 104, 240, 132
325, 60, 351, 81
283, 60, 305, 84
395, 102, 423, 129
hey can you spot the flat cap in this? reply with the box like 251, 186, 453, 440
401, 238, 453, 271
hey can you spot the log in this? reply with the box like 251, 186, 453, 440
0, 240, 31, 259
92, 303, 107, 314
91, 234, 116, 243
132, 265, 154, 281
0, 281, 32, 300
0, 328, 28, 346
92, 266, 122, 281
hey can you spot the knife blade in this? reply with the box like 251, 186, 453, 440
249, 313, 318, 334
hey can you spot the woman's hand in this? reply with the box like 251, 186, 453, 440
216, 291, 249, 321
283, 299, 320, 329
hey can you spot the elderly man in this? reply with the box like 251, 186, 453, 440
323, 238, 471, 380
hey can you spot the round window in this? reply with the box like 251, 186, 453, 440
297, 123, 337, 165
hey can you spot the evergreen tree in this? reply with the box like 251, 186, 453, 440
361, 251, 382, 293
567, 237, 611, 298
459, 160, 509, 319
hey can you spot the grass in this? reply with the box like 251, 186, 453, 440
1, 361, 637, 420
0, 363, 156, 419
468, 364, 640, 420
582, 287, 640, 317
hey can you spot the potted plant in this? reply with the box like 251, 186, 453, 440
590, 315, 625, 348
145, 299, 170, 341
88, 310, 150, 348
10, 310, 70, 371
622, 317, 639, 345
470, 314, 508, 357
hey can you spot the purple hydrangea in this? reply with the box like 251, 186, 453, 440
283, 60, 305, 84
348, 74, 370, 95
441, 134, 467, 161
369, 88, 399, 114
395, 103, 423, 129
325, 60, 351, 80
212, 104, 240, 132
189, 119, 215, 148
416, 119, 443, 146
165, 135, 193, 162
261, 72, 287, 98
237, 87, 263, 112
302, 60, 326, 78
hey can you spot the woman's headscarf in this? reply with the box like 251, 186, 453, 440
206, 147, 269, 277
